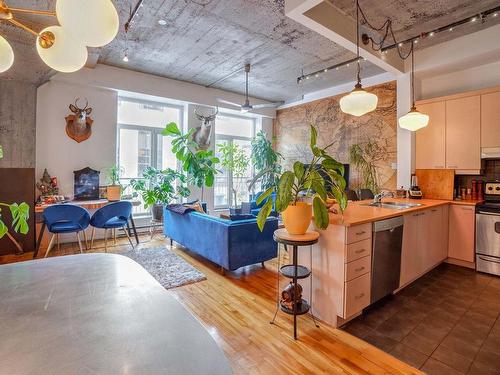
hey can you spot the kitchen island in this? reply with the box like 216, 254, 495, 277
298, 198, 482, 328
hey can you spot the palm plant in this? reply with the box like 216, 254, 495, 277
249, 130, 283, 192
349, 142, 381, 194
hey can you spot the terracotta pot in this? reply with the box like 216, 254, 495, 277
107, 185, 121, 202
282, 202, 312, 235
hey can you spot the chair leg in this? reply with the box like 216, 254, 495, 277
45, 234, 56, 258
104, 229, 108, 253
113, 229, 117, 244
56, 234, 60, 253
76, 232, 83, 254
123, 227, 134, 249
82, 230, 88, 250
90, 227, 95, 250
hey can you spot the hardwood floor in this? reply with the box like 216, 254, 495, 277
1, 235, 423, 375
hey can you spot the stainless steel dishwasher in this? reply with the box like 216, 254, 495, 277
371, 216, 404, 304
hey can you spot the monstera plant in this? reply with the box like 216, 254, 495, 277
0, 146, 30, 239
256, 125, 348, 234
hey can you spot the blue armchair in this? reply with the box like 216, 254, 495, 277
90, 201, 134, 251
164, 209, 278, 273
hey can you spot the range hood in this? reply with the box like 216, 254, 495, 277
481, 147, 500, 159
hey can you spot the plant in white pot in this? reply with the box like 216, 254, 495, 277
105, 165, 123, 202
256, 125, 348, 234
130, 167, 190, 221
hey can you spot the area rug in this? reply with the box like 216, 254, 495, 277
122, 246, 206, 289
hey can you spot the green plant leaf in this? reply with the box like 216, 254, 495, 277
256, 198, 273, 232
0, 219, 7, 239
256, 187, 274, 206
0, 145, 3, 159
310, 124, 317, 149
293, 161, 305, 182
313, 195, 329, 229
322, 158, 345, 175
276, 171, 294, 212
9, 202, 30, 234
162, 122, 181, 136
310, 175, 327, 201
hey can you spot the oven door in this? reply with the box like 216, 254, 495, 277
476, 211, 500, 257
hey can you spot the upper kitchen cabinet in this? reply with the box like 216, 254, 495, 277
416, 102, 446, 169
445, 96, 481, 173
481, 91, 500, 149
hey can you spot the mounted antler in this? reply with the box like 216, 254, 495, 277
194, 106, 218, 122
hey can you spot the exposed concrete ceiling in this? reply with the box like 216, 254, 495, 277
0, 0, 499, 99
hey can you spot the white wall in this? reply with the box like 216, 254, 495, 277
36, 80, 118, 196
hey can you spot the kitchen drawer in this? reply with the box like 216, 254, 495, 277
346, 223, 372, 244
346, 238, 372, 262
345, 255, 371, 282
344, 273, 371, 318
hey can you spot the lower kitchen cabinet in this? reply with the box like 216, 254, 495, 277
448, 204, 475, 263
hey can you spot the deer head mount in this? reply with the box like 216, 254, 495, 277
192, 107, 218, 150
65, 98, 94, 143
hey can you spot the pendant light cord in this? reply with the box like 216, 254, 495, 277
411, 44, 415, 109
356, 0, 361, 85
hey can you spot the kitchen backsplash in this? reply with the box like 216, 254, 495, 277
455, 159, 500, 194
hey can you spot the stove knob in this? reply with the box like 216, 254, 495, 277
488, 186, 494, 191
496, 187, 500, 191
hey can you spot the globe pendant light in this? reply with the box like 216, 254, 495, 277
0, 34, 14, 73
340, 0, 378, 117
398, 47, 429, 131
56, 0, 119, 48
36, 26, 88, 73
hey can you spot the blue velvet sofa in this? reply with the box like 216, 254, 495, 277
163, 208, 279, 272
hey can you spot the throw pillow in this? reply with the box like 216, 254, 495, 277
184, 201, 205, 214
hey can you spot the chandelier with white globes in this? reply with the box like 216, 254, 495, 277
0, 0, 119, 74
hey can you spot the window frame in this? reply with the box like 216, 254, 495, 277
214, 113, 257, 210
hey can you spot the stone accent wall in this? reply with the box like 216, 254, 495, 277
274, 81, 397, 191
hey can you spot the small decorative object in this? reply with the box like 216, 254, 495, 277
36, 169, 59, 197
74, 167, 100, 201
193, 107, 217, 150
65, 98, 93, 143
281, 282, 303, 310
257, 125, 348, 234
104, 165, 123, 202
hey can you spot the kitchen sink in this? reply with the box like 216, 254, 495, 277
361, 201, 423, 210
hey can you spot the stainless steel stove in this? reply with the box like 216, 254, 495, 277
476, 182, 500, 276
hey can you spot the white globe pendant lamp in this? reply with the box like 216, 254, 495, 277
398, 47, 429, 131
340, 0, 378, 117
56, 0, 119, 47
0, 34, 14, 73
36, 26, 88, 73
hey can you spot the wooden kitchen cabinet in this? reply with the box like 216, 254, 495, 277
416, 102, 446, 169
445, 96, 481, 172
481, 91, 500, 148
448, 204, 475, 263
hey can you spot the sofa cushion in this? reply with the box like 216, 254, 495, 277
229, 214, 255, 221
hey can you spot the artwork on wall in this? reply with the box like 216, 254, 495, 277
65, 98, 94, 143
274, 81, 397, 191
192, 107, 217, 150
74, 167, 100, 201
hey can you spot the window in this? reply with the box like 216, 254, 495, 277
214, 114, 257, 209
117, 97, 183, 216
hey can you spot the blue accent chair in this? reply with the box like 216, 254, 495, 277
250, 191, 278, 217
164, 208, 278, 273
43, 204, 90, 257
90, 201, 134, 251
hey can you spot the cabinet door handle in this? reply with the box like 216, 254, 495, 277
355, 249, 366, 254
356, 231, 366, 235
355, 267, 365, 272
448, 165, 458, 168
355, 293, 365, 300
462, 207, 473, 211
431, 209, 437, 212
434, 166, 444, 168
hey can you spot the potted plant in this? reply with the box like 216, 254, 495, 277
105, 165, 123, 202
256, 125, 348, 234
349, 142, 382, 195
162, 123, 219, 203
249, 130, 283, 195
130, 167, 190, 221
217, 142, 250, 214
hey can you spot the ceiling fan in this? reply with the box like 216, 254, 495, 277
218, 64, 284, 113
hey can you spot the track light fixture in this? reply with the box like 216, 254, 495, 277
0, 0, 119, 73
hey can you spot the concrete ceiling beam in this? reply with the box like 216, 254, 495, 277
285, 0, 405, 75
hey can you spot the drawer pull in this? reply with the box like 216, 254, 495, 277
355, 267, 365, 272
435, 166, 444, 168
356, 231, 366, 235
448, 165, 458, 168
462, 207, 473, 211
355, 249, 366, 254
355, 293, 365, 300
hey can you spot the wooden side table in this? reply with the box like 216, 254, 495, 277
271, 228, 320, 339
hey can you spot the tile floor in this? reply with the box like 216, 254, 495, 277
342, 264, 500, 374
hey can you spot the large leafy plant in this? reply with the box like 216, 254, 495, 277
130, 167, 190, 209
217, 142, 250, 208
105, 165, 123, 186
256, 125, 348, 231
0, 147, 30, 239
250, 130, 283, 191
349, 142, 381, 194
162, 122, 219, 201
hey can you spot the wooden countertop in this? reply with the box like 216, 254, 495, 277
328, 198, 482, 227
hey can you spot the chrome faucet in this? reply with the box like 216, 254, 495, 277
373, 191, 395, 203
